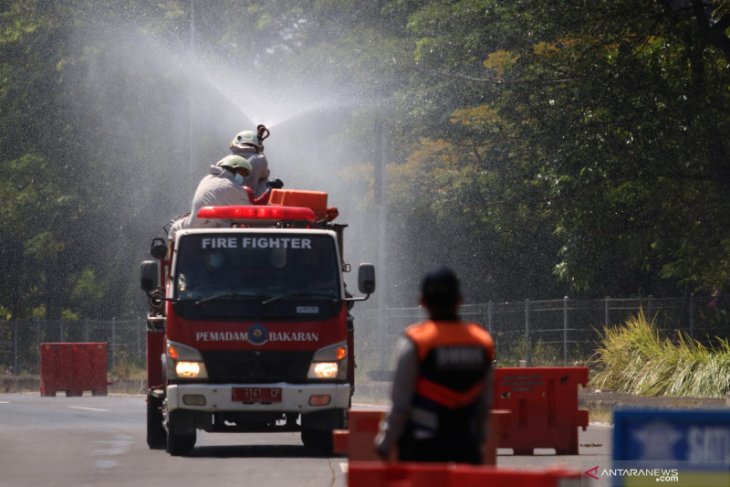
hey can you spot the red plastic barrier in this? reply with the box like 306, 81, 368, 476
336, 407, 386, 461
335, 407, 510, 465
333, 429, 349, 456
40, 342, 108, 397
483, 409, 511, 465
348, 461, 582, 487
493, 367, 589, 455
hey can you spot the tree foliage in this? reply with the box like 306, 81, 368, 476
1, 0, 729, 319
389, 0, 730, 298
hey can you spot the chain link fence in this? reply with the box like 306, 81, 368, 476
1, 295, 726, 375
0, 319, 145, 375
354, 295, 728, 372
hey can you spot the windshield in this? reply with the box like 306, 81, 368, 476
174, 233, 341, 303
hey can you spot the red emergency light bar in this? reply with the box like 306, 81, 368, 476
196, 205, 316, 223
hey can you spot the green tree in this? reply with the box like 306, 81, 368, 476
390, 0, 730, 298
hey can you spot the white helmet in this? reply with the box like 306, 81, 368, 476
218, 154, 252, 173
230, 130, 259, 152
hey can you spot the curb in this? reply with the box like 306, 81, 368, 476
582, 391, 726, 410
353, 381, 729, 412
1, 376, 145, 394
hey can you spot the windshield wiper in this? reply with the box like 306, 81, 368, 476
262, 292, 337, 305
195, 292, 268, 306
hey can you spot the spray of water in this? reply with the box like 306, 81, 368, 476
75, 12, 393, 376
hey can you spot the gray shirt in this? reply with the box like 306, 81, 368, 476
168, 165, 250, 239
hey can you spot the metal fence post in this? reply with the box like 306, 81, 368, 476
111, 318, 116, 371
487, 301, 493, 332
36, 322, 40, 374
84, 319, 89, 342
563, 296, 569, 365
524, 299, 531, 366
689, 293, 695, 337
137, 320, 142, 363
647, 295, 653, 319
13, 321, 18, 374
604, 297, 610, 326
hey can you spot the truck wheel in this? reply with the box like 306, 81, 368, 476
166, 411, 196, 456
301, 428, 334, 455
146, 395, 166, 450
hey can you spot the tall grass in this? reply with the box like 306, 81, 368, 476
591, 310, 730, 398
494, 337, 565, 367
110, 351, 146, 381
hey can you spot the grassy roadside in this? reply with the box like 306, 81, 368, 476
591, 311, 730, 398
0, 353, 147, 395
1, 356, 147, 394
1, 376, 145, 394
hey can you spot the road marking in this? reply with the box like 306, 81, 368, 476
0, 401, 10, 404
68, 406, 109, 412
339, 462, 348, 473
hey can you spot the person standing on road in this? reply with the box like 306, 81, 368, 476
375, 267, 495, 464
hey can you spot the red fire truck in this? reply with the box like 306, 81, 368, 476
140, 190, 375, 456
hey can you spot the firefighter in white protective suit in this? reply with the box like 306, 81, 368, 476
225, 126, 282, 197
168, 154, 253, 239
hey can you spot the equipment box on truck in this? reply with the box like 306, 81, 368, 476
140, 191, 375, 455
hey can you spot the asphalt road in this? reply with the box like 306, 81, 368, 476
0, 392, 611, 487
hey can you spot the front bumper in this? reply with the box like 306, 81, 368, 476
167, 382, 351, 413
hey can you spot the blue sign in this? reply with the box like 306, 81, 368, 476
611, 408, 730, 486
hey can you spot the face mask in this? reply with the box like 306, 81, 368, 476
233, 173, 244, 186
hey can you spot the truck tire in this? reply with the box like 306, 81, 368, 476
146, 395, 166, 450
301, 428, 334, 455
166, 411, 196, 456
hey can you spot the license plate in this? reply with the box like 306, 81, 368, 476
232, 387, 282, 403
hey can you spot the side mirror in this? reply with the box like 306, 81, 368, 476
140, 260, 159, 292
358, 263, 376, 295
150, 237, 167, 259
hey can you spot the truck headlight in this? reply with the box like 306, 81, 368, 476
175, 361, 202, 378
167, 340, 208, 380
307, 341, 347, 380
311, 362, 339, 379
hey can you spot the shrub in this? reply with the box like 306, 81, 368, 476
591, 310, 730, 398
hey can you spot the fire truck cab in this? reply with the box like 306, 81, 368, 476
140, 190, 374, 456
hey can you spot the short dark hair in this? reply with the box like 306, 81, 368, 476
421, 267, 461, 311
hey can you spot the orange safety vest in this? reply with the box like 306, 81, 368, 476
398, 321, 494, 464
402, 320, 494, 447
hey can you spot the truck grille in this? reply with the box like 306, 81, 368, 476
201, 350, 314, 384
